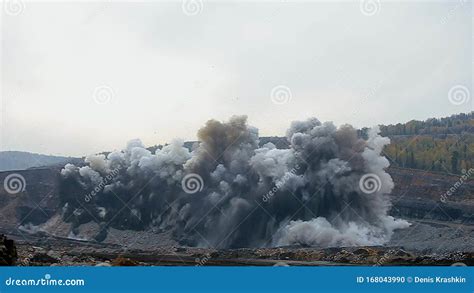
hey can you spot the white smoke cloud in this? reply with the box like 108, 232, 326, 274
60, 116, 409, 248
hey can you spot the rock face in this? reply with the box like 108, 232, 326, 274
0, 234, 17, 265
389, 166, 474, 203
389, 166, 474, 223
0, 168, 61, 231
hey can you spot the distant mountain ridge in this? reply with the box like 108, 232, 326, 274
0, 151, 80, 172
2, 112, 471, 173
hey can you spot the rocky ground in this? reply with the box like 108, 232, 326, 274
1, 220, 472, 267
0, 234, 17, 265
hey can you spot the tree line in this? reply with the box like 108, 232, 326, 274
374, 112, 473, 174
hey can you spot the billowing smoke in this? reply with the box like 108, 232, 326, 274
59, 116, 409, 248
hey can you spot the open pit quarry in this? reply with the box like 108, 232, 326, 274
0, 117, 473, 266
0, 166, 473, 266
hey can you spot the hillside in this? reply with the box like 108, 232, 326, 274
0, 151, 80, 172
379, 112, 473, 136
379, 112, 473, 174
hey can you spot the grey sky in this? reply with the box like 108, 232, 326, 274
1, 0, 472, 157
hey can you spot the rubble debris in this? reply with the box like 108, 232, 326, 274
5, 230, 474, 266
111, 257, 139, 266
0, 234, 17, 266
30, 252, 60, 264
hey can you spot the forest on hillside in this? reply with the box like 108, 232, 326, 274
377, 112, 473, 174
379, 112, 473, 136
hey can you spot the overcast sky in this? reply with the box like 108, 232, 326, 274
1, 0, 472, 157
